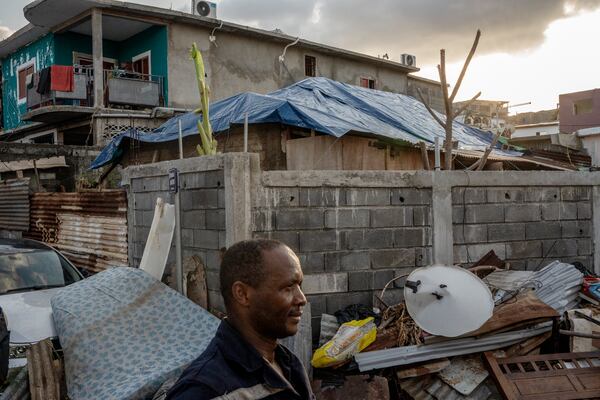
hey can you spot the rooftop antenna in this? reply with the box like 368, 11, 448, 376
404, 265, 494, 337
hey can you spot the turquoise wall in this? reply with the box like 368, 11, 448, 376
2, 33, 55, 130
54, 32, 120, 65
118, 26, 168, 104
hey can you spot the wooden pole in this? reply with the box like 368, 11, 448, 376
419, 142, 430, 170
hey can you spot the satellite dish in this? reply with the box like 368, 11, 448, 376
404, 265, 494, 337
196, 1, 211, 16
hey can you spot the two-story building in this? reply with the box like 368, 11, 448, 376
0, 0, 443, 147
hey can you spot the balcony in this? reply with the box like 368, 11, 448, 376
22, 65, 165, 124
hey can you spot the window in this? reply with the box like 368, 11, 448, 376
132, 50, 151, 78
360, 77, 375, 89
574, 98, 593, 115
17, 59, 35, 103
305, 55, 316, 77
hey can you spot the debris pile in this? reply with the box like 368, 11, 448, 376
311, 253, 600, 400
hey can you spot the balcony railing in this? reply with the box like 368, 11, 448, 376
25, 66, 165, 111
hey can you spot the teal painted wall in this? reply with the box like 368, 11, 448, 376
118, 26, 168, 104
54, 32, 120, 65
2, 33, 55, 130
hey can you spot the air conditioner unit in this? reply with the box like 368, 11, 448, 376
191, 0, 217, 18
401, 53, 416, 67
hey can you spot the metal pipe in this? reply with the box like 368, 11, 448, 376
174, 191, 183, 294
178, 120, 184, 160
434, 137, 441, 170
243, 112, 249, 152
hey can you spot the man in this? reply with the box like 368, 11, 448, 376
167, 239, 314, 400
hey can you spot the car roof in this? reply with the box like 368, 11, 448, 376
0, 238, 52, 254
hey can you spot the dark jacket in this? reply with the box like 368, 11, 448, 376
166, 320, 314, 400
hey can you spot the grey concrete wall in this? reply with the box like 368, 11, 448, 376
124, 154, 600, 343
168, 23, 410, 109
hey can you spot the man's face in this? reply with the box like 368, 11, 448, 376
248, 245, 306, 339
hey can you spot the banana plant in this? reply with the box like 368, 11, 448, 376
190, 43, 218, 156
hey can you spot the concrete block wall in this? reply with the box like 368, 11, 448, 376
452, 186, 593, 269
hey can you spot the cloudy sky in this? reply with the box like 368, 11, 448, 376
2, 0, 600, 113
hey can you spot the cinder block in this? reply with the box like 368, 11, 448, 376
393, 268, 414, 288
267, 231, 300, 252
205, 170, 224, 188
488, 223, 525, 242
373, 270, 397, 290
465, 204, 504, 223
506, 241, 542, 259
252, 210, 274, 232
131, 178, 144, 193
348, 271, 374, 291
193, 229, 220, 249
393, 227, 428, 247
577, 239, 592, 256
345, 230, 393, 249
524, 187, 559, 202
464, 188, 487, 204
413, 206, 432, 226
325, 209, 370, 229
370, 248, 415, 268
299, 230, 338, 252
391, 188, 432, 205
541, 203, 577, 221
204, 250, 223, 271
306, 295, 327, 317
525, 222, 561, 240
182, 228, 194, 247
217, 189, 225, 208
219, 230, 227, 248
325, 291, 372, 314
507, 260, 527, 270
487, 188, 524, 203
542, 239, 578, 257
371, 208, 413, 227
267, 188, 300, 207
453, 224, 487, 244
344, 188, 390, 206
504, 204, 540, 222
299, 188, 343, 207
134, 192, 157, 211
561, 187, 591, 202
302, 273, 348, 294
192, 189, 220, 209
276, 209, 324, 230
206, 209, 226, 230
453, 245, 468, 264
325, 251, 370, 271
452, 206, 465, 223
415, 247, 432, 266
376, 288, 404, 307
466, 243, 506, 262
180, 173, 205, 190
298, 252, 325, 274
561, 220, 591, 238
577, 202, 592, 220
451, 188, 464, 204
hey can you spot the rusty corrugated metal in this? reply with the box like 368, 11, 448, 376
26, 190, 127, 273
0, 179, 31, 232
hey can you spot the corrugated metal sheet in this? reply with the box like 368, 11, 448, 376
26, 190, 127, 273
0, 179, 31, 232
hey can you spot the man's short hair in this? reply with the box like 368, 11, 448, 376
220, 239, 283, 308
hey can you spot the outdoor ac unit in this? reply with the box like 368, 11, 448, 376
401, 53, 416, 67
191, 0, 217, 18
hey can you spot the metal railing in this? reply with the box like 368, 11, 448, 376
25, 65, 165, 111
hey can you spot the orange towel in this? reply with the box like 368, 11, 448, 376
50, 65, 74, 92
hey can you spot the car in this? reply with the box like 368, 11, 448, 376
0, 238, 84, 368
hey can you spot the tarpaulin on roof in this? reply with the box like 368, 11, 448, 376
52, 267, 220, 399
90, 77, 516, 169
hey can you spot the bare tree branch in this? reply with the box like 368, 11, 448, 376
449, 29, 481, 103
466, 129, 503, 171
453, 91, 482, 119
417, 88, 446, 128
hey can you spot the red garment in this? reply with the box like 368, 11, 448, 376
50, 65, 74, 92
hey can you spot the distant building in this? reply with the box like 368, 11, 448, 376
453, 99, 508, 131
559, 89, 600, 134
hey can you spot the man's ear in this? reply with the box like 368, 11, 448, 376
231, 281, 252, 307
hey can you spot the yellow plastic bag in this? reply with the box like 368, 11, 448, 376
311, 317, 376, 368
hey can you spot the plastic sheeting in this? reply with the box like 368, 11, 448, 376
51, 267, 220, 400
91, 77, 517, 169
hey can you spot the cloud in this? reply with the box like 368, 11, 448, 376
213, 0, 600, 65
0, 26, 14, 41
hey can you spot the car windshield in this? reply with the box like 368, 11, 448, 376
0, 249, 67, 294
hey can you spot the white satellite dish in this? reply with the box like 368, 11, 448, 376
404, 265, 494, 337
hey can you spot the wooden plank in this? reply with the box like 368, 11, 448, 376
286, 136, 343, 170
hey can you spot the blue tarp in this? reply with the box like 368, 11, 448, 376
91, 77, 516, 169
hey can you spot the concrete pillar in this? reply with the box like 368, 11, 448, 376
91, 9, 103, 109
224, 153, 257, 247
593, 186, 600, 274
432, 173, 453, 265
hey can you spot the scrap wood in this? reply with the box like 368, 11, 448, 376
26, 339, 62, 400
365, 303, 422, 351
396, 358, 450, 379
503, 332, 552, 357
312, 375, 390, 400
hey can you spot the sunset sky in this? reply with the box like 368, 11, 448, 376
2, 0, 599, 114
